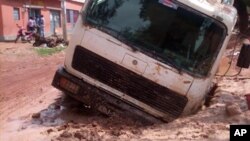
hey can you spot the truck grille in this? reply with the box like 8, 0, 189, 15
72, 46, 188, 120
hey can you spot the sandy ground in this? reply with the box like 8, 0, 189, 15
0, 37, 249, 141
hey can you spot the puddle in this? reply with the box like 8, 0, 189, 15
31, 104, 65, 126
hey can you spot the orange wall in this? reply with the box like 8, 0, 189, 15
0, 4, 3, 36
66, 1, 83, 11
41, 9, 51, 34
0, 0, 26, 39
0, 0, 83, 40
42, 0, 61, 34
66, 1, 83, 30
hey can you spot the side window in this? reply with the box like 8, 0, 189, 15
66, 9, 79, 23
66, 9, 70, 23
13, 8, 20, 21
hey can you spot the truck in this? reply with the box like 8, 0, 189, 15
52, 0, 237, 122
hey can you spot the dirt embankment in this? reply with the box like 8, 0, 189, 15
0, 40, 249, 141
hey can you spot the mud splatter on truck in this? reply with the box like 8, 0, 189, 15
52, 0, 237, 122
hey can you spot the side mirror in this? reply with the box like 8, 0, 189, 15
236, 39, 250, 68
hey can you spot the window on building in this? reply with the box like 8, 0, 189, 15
13, 8, 20, 20
66, 9, 70, 23
66, 9, 79, 23
73, 10, 79, 23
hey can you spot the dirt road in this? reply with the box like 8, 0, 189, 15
0, 40, 249, 141
0, 42, 65, 140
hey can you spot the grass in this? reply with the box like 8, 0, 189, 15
35, 46, 66, 56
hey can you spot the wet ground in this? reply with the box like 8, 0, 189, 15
0, 38, 249, 141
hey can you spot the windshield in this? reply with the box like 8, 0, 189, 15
84, 0, 226, 76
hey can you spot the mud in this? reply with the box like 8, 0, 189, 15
0, 38, 249, 141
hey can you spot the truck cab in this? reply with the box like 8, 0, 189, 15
52, 0, 237, 122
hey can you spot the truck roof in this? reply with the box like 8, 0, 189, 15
178, 0, 237, 32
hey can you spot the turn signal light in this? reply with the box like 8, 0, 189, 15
59, 77, 79, 94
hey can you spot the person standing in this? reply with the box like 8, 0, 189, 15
38, 15, 45, 37
27, 17, 35, 32
35, 16, 40, 34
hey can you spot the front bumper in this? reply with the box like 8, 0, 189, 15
52, 67, 161, 122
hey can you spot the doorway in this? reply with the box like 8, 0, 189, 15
50, 10, 61, 34
28, 8, 41, 22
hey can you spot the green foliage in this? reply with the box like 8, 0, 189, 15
35, 46, 66, 56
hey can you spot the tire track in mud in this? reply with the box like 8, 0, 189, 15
0, 47, 64, 122
0, 88, 59, 122
0, 67, 57, 121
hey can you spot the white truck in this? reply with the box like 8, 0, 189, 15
52, 0, 237, 122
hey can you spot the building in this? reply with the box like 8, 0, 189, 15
0, 0, 84, 41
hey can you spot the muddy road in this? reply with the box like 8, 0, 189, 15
0, 40, 250, 141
